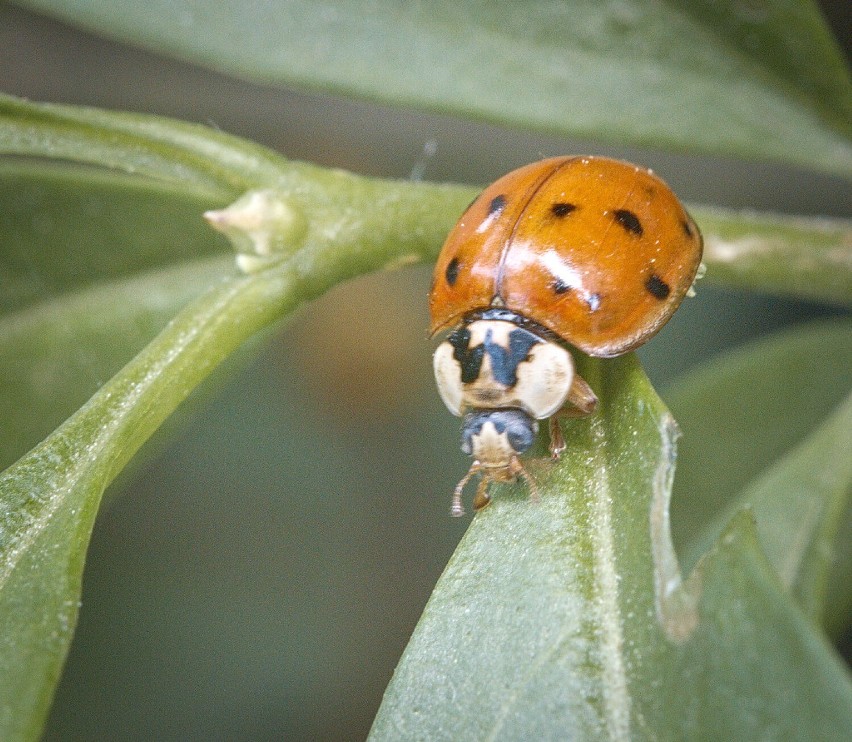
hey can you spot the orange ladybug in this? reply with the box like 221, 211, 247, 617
430, 156, 703, 515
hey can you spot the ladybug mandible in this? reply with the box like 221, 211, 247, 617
429, 156, 703, 516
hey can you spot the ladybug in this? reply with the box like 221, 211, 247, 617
429, 156, 703, 516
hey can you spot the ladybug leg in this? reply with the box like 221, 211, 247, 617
548, 416, 566, 459
509, 455, 539, 505
553, 378, 598, 419
566, 373, 598, 416
472, 476, 492, 512
549, 375, 599, 458
452, 461, 481, 517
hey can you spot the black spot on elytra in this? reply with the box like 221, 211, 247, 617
445, 257, 460, 286
587, 293, 602, 312
449, 326, 540, 387
500, 330, 540, 386
488, 194, 507, 215
613, 209, 643, 236
551, 277, 572, 294
550, 202, 577, 217
645, 273, 671, 300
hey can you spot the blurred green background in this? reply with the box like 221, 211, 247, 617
1, 4, 849, 740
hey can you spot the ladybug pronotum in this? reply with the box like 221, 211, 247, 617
429, 156, 703, 516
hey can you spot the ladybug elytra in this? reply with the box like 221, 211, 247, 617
429, 156, 703, 516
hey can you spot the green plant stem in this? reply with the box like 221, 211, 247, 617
694, 205, 852, 306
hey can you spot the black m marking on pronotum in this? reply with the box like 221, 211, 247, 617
449, 326, 541, 388
449, 327, 485, 384
496, 329, 540, 387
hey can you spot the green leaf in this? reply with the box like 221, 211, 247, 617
0, 160, 233, 470
666, 319, 852, 635
13, 0, 852, 174
0, 97, 472, 740
0, 94, 285, 195
689, 392, 851, 623
0, 272, 295, 740
369, 355, 852, 740
666, 320, 851, 553
0, 94, 472, 464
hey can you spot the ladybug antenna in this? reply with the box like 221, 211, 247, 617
451, 461, 481, 517
451, 454, 539, 517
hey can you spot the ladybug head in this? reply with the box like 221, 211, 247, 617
461, 409, 537, 467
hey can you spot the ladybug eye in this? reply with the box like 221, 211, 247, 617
460, 412, 486, 455
505, 418, 535, 454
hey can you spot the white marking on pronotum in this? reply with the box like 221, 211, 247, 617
588, 417, 631, 741
650, 412, 701, 643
